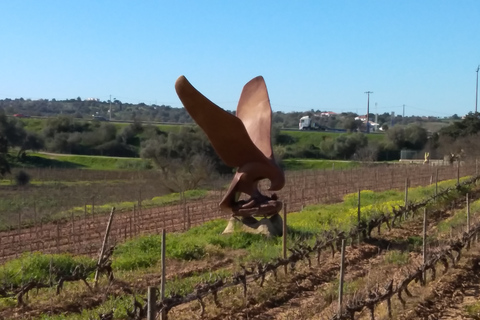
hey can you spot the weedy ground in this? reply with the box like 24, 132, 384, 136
0, 177, 477, 319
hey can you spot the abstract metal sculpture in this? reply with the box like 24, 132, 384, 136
175, 75, 285, 221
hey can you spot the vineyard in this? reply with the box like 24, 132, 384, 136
1, 161, 480, 319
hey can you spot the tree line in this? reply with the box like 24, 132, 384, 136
1, 109, 479, 181
0, 98, 455, 130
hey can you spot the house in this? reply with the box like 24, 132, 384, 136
320, 111, 337, 117
355, 115, 368, 122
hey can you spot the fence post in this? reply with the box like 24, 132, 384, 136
147, 286, 157, 320
338, 239, 346, 315
435, 168, 439, 202
160, 229, 167, 320
422, 208, 427, 284
283, 203, 288, 275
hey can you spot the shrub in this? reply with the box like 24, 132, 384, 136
14, 170, 31, 186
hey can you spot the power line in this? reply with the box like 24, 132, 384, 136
406, 105, 453, 116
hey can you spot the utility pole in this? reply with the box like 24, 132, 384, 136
365, 91, 373, 133
402, 104, 405, 118
109, 95, 112, 121
476, 65, 479, 114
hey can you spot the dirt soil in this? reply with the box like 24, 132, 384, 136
397, 249, 480, 320
2, 183, 478, 320
164, 203, 466, 320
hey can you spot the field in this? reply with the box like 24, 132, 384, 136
18, 117, 188, 134
284, 129, 385, 146
18, 116, 387, 143
14, 152, 359, 172
1, 161, 480, 320
12, 152, 152, 170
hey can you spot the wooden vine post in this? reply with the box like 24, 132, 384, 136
338, 239, 346, 315
422, 207, 427, 284
56, 223, 60, 254
457, 161, 460, 186
18, 211, 22, 253
476, 158, 478, 178
282, 203, 288, 275
435, 168, 439, 202
182, 191, 187, 231
467, 193, 470, 233
147, 287, 157, 320
94, 207, 115, 288
404, 178, 409, 220
160, 228, 167, 320
132, 205, 136, 236
357, 189, 361, 244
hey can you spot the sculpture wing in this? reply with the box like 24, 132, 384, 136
235, 76, 274, 160
175, 75, 268, 168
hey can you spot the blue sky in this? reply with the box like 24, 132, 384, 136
1, 1, 479, 117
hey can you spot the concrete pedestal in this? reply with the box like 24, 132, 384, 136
222, 213, 283, 237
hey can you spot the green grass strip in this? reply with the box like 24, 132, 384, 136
0, 252, 95, 287
53, 189, 208, 220
112, 177, 473, 271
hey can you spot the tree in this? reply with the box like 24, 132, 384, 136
0, 110, 46, 173
0, 136, 10, 177
341, 117, 362, 132
334, 133, 368, 159
385, 124, 427, 151
385, 126, 405, 149
0, 110, 28, 175
353, 144, 379, 161
434, 114, 480, 159
117, 121, 143, 146
404, 124, 428, 150
17, 132, 44, 158
140, 126, 230, 192
439, 113, 480, 139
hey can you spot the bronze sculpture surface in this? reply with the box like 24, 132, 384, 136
175, 75, 285, 219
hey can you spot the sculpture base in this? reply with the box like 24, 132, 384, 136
232, 199, 282, 218
222, 213, 283, 237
